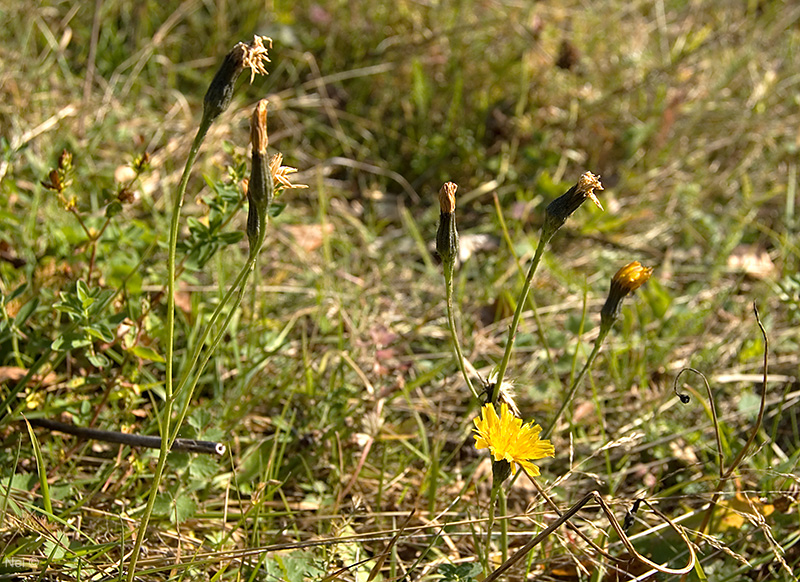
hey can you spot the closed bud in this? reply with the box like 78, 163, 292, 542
246, 100, 273, 253
58, 149, 73, 171
436, 181, 459, 268
543, 171, 603, 238
600, 261, 653, 329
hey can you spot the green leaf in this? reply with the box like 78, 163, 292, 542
172, 494, 197, 524
188, 456, 219, 480
13, 297, 38, 327
76, 280, 92, 309
268, 203, 286, 218
128, 345, 165, 363
105, 200, 123, 218
87, 353, 110, 368
438, 563, 482, 582
86, 322, 114, 342
282, 551, 325, 582
52, 333, 92, 351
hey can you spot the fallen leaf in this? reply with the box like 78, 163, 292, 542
285, 223, 334, 252
727, 245, 776, 279
718, 491, 774, 531
0, 366, 57, 386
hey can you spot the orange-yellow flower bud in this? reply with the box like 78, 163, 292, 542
600, 261, 653, 328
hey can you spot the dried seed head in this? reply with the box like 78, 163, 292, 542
203, 36, 271, 125
600, 261, 653, 328
543, 171, 604, 238
439, 181, 457, 213
576, 171, 604, 211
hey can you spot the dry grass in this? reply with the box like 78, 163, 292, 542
1, 1, 799, 581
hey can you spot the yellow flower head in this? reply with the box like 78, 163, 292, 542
473, 402, 555, 477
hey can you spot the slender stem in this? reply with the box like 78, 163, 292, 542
492, 233, 551, 405
493, 193, 560, 388
695, 302, 768, 540
486, 484, 498, 575
443, 264, 480, 401
170, 250, 261, 444
543, 325, 609, 440
498, 487, 508, 564
126, 119, 212, 582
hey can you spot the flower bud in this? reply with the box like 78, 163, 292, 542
436, 181, 459, 268
600, 261, 653, 328
543, 171, 603, 238
246, 100, 273, 253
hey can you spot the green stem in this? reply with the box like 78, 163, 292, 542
443, 263, 480, 401
126, 118, 212, 582
491, 232, 551, 404
170, 242, 264, 444
543, 324, 610, 440
486, 484, 498, 575
498, 486, 508, 564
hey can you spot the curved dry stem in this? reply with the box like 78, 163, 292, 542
525, 474, 619, 562
674, 368, 724, 479
695, 302, 769, 540
484, 489, 695, 582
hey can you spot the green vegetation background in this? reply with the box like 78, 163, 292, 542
1, 1, 799, 580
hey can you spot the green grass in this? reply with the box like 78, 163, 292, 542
2, 0, 800, 580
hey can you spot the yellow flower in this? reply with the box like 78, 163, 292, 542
473, 402, 555, 477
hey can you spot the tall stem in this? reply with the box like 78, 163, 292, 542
444, 263, 479, 401
491, 233, 551, 404
543, 326, 610, 440
126, 119, 211, 581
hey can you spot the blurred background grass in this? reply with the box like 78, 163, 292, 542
1, 1, 799, 580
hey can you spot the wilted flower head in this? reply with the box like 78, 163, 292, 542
203, 36, 272, 125
269, 153, 307, 191
473, 402, 555, 480
439, 181, 457, 214
251, 99, 269, 155
436, 181, 459, 268
600, 261, 653, 328
543, 171, 604, 238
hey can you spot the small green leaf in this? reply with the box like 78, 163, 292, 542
105, 200, 123, 218
189, 456, 219, 480
128, 345, 165, 363
268, 203, 286, 218
13, 297, 38, 327
87, 353, 110, 368
52, 333, 92, 351
172, 494, 197, 524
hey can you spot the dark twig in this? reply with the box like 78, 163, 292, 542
26, 417, 225, 456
